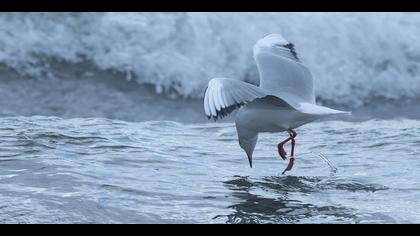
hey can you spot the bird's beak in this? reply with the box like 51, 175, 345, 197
247, 154, 253, 168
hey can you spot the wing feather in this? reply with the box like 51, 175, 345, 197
253, 34, 315, 106
204, 78, 269, 120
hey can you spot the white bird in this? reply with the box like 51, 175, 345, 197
204, 34, 350, 174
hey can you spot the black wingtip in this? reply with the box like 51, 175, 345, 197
284, 43, 299, 60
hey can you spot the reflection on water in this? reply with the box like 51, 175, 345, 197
220, 175, 388, 224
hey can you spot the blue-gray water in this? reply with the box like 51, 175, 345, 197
2, 12, 420, 224
1, 116, 419, 223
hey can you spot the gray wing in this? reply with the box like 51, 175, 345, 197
204, 78, 269, 120
253, 34, 315, 107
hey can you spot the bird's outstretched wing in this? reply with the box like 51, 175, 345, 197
204, 78, 268, 120
253, 34, 315, 107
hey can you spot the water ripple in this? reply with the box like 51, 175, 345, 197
0, 116, 418, 223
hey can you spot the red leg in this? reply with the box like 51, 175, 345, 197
277, 137, 291, 160
288, 129, 296, 157
282, 129, 297, 174
288, 129, 296, 139
277, 129, 297, 160
290, 138, 295, 157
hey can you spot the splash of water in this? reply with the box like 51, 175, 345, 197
1, 13, 420, 106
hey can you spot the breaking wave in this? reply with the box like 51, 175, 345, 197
1, 12, 420, 107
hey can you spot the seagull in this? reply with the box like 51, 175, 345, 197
204, 34, 350, 174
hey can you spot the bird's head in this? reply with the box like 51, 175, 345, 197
239, 135, 258, 168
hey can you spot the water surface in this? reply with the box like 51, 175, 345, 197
1, 116, 418, 223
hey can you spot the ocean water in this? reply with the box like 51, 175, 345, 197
1, 117, 419, 223
1, 12, 420, 224
1, 12, 420, 106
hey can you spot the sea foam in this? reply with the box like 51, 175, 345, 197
1, 12, 420, 107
